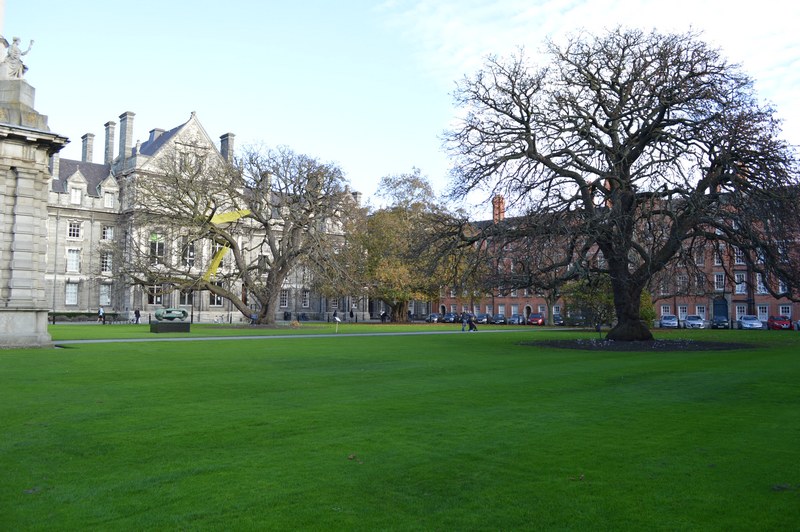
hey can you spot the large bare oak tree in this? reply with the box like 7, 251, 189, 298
121, 144, 355, 324
445, 28, 800, 341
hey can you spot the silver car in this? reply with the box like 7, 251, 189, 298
683, 315, 705, 329
736, 315, 763, 330
659, 314, 679, 328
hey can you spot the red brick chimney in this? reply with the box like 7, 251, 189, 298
492, 195, 505, 223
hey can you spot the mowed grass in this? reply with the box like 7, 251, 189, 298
1, 328, 799, 530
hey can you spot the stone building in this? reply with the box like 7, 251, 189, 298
46, 111, 354, 323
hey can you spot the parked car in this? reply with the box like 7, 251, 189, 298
565, 314, 588, 327
552, 314, 565, 326
659, 314, 679, 328
507, 314, 526, 325
474, 313, 490, 324
527, 313, 545, 326
441, 313, 458, 323
425, 313, 441, 323
710, 315, 730, 329
767, 315, 792, 330
736, 315, 763, 330
490, 314, 507, 324
682, 315, 705, 329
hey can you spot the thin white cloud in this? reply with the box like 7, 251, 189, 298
378, 0, 800, 145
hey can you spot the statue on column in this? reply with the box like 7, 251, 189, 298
0, 36, 34, 80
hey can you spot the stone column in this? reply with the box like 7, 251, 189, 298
0, 78, 68, 347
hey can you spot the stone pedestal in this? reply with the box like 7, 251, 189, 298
0, 79, 68, 348
150, 321, 191, 333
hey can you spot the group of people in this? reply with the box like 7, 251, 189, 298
97, 307, 141, 324
461, 313, 478, 332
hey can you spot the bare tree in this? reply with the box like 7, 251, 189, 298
123, 144, 356, 324
445, 27, 800, 341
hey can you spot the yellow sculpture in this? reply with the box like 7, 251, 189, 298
202, 209, 250, 281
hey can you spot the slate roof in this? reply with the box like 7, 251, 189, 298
52, 159, 112, 197
137, 121, 184, 156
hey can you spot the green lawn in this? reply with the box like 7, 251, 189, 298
1, 327, 799, 530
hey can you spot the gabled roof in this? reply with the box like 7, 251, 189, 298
137, 122, 183, 156
53, 160, 112, 197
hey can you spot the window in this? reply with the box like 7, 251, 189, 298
449, 305, 457, 313
102, 226, 114, 240
757, 305, 768, 321
696, 306, 706, 319
779, 279, 789, 294
302, 289, 310, 308
756, 274, 768, 294
510, 288, 517, 297
449, 288, 456, 298
149, 233, 165, 265
694, 248, 705, 266
100, 253, 112, 273
485, 305, 493, 315
779, 305, 791, 317
695, 274, 706, 292
67, 221, 81, 239
538, 305, 546, 314
678, 305, 688, 320
65, 282, 78, 305
735, 273, 746, 294
734, 247, 745, 265
99, 284, 111, 306
553, 305, 561, 315
659, 280, 668, 295
104, 192, 115, 209
66, 249, 80, 272
677, 274, 688, 292
181, 236, 195, 267
330, 298, 339, 310
280, 289, 289, 308
714, 249, 723, 266
510, 304, 519, 315
660, 305, 671, 316
209, 283, 224, 306
714, 273, 725, 292
70, 188, 81, 205
497, 305, 505, 315
179, 290, 193, 306
735, 305, 746, 320
147, 285, 163, 305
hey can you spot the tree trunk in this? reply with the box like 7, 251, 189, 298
389, 301, 410, 323
606, 273, 654, 342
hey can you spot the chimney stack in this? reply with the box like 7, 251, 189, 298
118, 111, 135, 164
50, 153, 60, 180
148, 128, 165, 143
81, 133, 95, 163
104, 121, 116, 164
492, 195, 506, 223
220, 132, 235, 162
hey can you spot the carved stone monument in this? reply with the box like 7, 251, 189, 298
0, 35, 68, 347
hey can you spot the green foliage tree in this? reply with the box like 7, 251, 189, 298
562, 276, 616, 327
360, 168, 448, 322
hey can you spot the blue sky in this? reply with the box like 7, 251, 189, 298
5, 0, 799, 212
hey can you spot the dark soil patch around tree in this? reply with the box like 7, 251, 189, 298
525, 339, 755, 352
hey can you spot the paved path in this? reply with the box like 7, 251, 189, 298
54, 328, 533, 346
